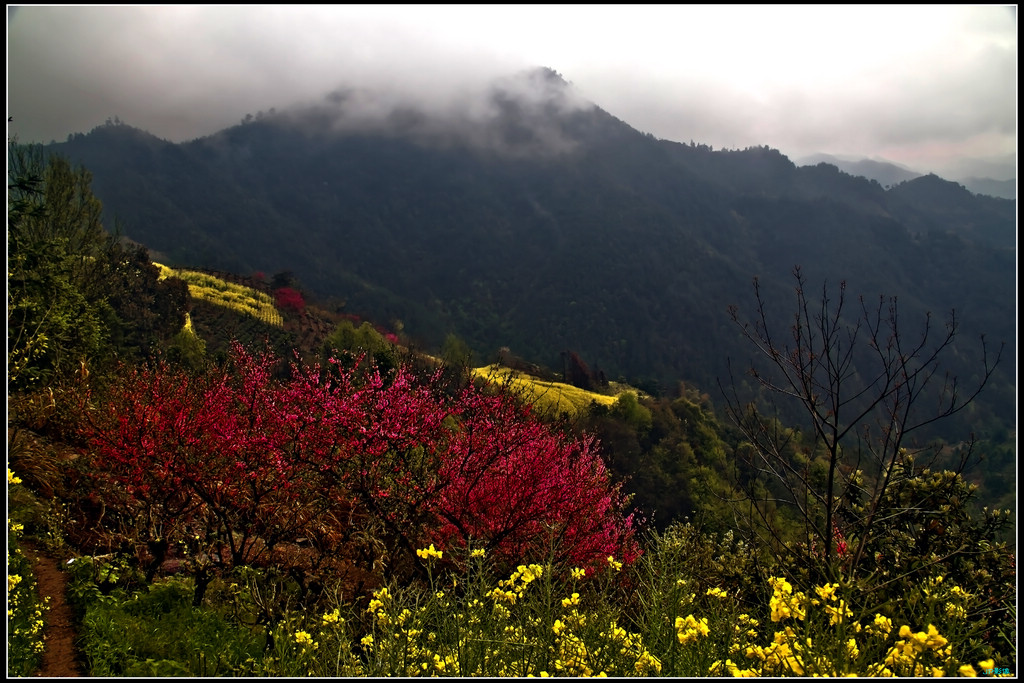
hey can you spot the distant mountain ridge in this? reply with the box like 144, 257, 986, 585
957, 176, 1016, 200
795, 153, 923, 188
796, 152, 1016, 199
38, 67, 1016, 442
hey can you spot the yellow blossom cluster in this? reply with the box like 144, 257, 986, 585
867, 613, 894, 638
812, 583, 852, 626
675, 614, 710, 644
487, 563, 544, 606
415, 544, 443, 561
872, 624, 952, 676
341, 555, 1005, 679
704, 577, 998, 678
768, 576, 807, 622
7, 519, 49, 670
293, 630, 317, 650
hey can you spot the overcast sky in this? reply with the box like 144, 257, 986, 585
7, 5, 1018, 180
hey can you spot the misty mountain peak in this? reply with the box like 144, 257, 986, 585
268, 66, 597, 157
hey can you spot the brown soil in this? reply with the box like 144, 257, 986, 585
23, 544, 84, 677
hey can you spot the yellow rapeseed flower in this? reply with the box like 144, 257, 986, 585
815, 583, 839, 602
520, 564, 544, 583
948, 585, 972, 600
928, 629, 949, 651
606, 556, 623, 571
706, 586, 728, 599
871, 614, 893, 637
825, 599, 853, 625
635, 650, 662, 674
675, 614, 710, 644
488, 587, 518, 605
959, 664, 977, 677
416, 544, 443, 560
8, 468, 22, 485
571, 567, 586, 580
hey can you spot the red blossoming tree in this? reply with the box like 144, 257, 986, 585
79, 342, 639, 598
274, 286, 305, 314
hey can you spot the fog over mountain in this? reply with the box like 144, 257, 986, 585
271, 67, 597, 158
8, 5, 1016, 181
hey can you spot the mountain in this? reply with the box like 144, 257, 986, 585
958, 176, 1016, 200
795, 153, 922, 188
796, 153, 1016, 200
40, 68, 1016, 441
887, 174, 1016, 249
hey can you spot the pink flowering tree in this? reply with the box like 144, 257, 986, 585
79, 342, 640, 594
274, 286, 305, 314
429, 389, 639, 572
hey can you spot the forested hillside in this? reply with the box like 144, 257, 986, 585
7, 137, 1015, 677
44, 70, 1015, 455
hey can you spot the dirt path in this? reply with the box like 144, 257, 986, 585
24, 544, 84, 677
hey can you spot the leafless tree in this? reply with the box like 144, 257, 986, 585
720, 266, 1001, 581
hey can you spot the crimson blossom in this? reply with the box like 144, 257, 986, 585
80, 342, 640, 583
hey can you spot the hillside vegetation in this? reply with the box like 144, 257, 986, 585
7, 128, 1015, 678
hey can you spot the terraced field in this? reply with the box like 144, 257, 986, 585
472, 364, 630, 418
155, 264, 283, 327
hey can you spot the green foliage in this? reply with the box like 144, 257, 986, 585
164, 313, 208, 371
8, 144, 113, 391
610, 391, 652, 434
7, 143, 188, 395
830, 457, 1016, 665
68, 567, 266, 677
323, 319, 400, 374
98, 245, 189, 359
586, 391, 747, 534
